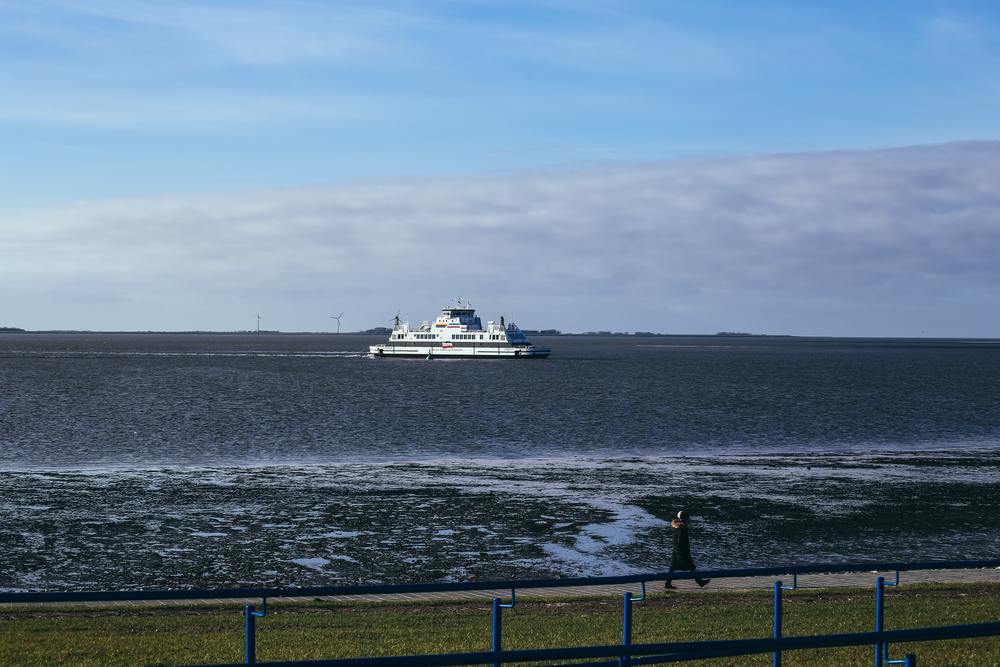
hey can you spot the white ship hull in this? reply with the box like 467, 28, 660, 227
369, 343, 550, 359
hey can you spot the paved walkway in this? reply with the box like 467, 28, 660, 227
291, 568, 1000, 604
5, 568, 999, 610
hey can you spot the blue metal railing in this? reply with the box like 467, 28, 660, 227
185, 621, 1000, 667
491, 588, 515, 667
772, 574, 798, 667
3, 559, 999, 666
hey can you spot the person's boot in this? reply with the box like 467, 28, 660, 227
696, 578, 710, 587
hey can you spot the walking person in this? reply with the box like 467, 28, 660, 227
664, 510, 710, 588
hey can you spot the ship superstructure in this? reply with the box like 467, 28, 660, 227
369, 301, 551, 359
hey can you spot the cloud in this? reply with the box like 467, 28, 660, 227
12, 0, 418, 66
0, 1, 744, 132
3, 142, 1000, 335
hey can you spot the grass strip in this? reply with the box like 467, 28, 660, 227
0, 583, 997, 666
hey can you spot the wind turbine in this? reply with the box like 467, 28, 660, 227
256, 314, 261, 333
330, 312, 344, 334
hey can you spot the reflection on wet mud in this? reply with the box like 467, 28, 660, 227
3, 451, 998, 591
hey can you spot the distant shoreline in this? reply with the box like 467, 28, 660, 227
2, 327, 785, 336
3, 331, 790, 337
2, 329, 999, 341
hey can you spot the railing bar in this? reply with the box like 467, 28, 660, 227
631, 655, 675, 666
183, 621, 1000, 667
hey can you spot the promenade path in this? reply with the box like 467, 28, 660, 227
4, 567, 999, 610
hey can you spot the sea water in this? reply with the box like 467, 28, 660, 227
1, 333, 998, 590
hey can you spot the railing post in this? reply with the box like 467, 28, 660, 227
243, 597, 267, 665
904, 654, 916, 667
620, 591, 633, 667
244, 604, 256, 665
773, 580, 783, 667
492, 597, 502, 667
875, 576, 885, 666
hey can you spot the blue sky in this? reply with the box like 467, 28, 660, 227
2, 1, 1000, 334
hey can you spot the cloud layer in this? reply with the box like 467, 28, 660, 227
3, 142, 1000, 335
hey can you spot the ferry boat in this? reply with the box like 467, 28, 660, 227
369, 302, 551, 359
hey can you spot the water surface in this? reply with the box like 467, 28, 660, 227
1, 334, 997, 590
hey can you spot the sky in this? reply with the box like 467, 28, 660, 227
2, 0, 1000, 335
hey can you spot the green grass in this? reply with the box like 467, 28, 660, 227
1, 584, 998, 666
